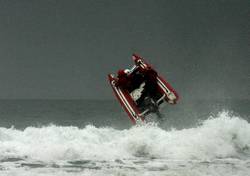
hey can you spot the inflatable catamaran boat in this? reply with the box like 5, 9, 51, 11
108, 54, 179, 124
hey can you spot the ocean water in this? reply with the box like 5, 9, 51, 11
0, 99, 249, 176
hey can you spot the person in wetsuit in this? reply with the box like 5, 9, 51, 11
116, 67, 158, 105
136, 66, 158, 107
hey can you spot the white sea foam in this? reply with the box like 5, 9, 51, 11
0, 111, 250, 176
0, 111, 249, 162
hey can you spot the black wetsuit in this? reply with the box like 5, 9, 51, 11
135, 69, 158, 107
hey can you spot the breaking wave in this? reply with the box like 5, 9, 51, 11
0, 111, 250, 162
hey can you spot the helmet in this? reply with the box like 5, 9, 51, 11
117, 69, 126, 77
124, 69, 130, 74
117, 69, 129, 77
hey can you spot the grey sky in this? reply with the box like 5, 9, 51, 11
0, 0, 249, 99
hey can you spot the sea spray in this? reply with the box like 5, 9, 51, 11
0, 111, 249, 163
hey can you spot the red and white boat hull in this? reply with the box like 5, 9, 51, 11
108, 74, 144, 124
108, 54, 179, 124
